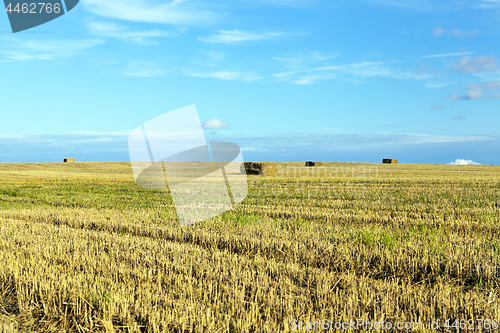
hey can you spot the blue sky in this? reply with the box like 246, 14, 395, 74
0, 0, 499, 164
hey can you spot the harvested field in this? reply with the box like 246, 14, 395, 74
0, 162, 499, 332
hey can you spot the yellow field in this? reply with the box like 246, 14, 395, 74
0, 162, 499, 332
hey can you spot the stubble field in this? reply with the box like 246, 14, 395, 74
0, 162, 499, 332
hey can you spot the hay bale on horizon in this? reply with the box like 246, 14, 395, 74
383, 159, 398, 164
305, 161, 323, 167
64, 158, 75, 163
241, 162, 278, 176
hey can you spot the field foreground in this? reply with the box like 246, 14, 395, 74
0, 162, 499, 332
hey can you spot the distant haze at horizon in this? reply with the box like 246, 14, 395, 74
0, 130, 495, 165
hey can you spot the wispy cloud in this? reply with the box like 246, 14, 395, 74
453, 56, 498, 73
273, 69, 310, 78
211, 132, 494, 156
241, 0, 318, 8
3, 38, 104, 61
274, 59, 436, 85
125, 61, 168, 77
185, 49, 263, 82
449, 29, 480, 38
423, 51, 474, 58
81, 0, 217, 25
289, 73, 336, 85
431, 104, 446, 110
202, 118, 228, 129
272, 51, 338, 67
433, 27, 479, 38
188, 70, 262, 81
315, 61, 390, 76
361, 0, 434, 10
316, 61, 433, 80
362, 0, 495, 11
448, 82, 500, 100
471, 70, 500, 81
425, 81, 453, 88
449, 159, 481, 165
0, 131, 129, 154
433, 26, 445, 37
189, 50, 226, 68
87, 22, 180, 45
198, 29, 292, 44
475, 0, 500, 9
345, 78, 364, 84
271, 51, 339, 84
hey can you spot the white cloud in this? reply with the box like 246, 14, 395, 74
345, 78, 364, 84
3, 38, 104, 61
362, 0, 494, 11
0, 131, 130, 154
449, 159, 481, 165
475, 0, 500, 9
433, 26, 445, 37
189, 70, 263, 81
81, 0, 217, 25
425, 81, 452, 88
472, 71, 500, 81
423, 51, 474, 58
450, 29, 479, 38
272, 51, 338, 68
6, 54, 54, 61
316, 62, 391, 76
448, 82, 500, 100
273, 69, 310, 78
453, 56, 498, 73
360, 0, 445, 11
125, 61, 168, 77
190, 50, 226, 68
186, 50, 263, 82
274, 59, 436, 85
432, 27, 479, 38
87, 22, 179, 45
202, 118, 228, 129
289, 73, 336, 85
316, 61, 433, 80
241, 0, 318, 7
198, 29, 288, 44
389, 134, 490, 145
272, 52, 335, 83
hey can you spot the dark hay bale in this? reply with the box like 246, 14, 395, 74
383, 159, 398, 164
63, 158, 75, 163
305, 161, 323, 167
241, 162, 278, 176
